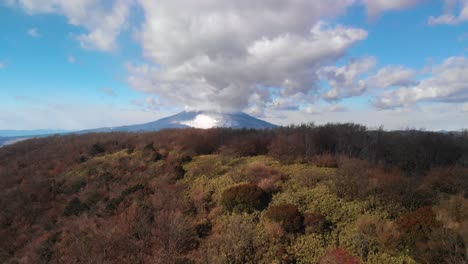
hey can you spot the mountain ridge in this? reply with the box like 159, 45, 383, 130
80, 111, 277, 133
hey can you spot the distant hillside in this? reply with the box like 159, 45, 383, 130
0, 130, 68, 147
0, 137, 8, 146
0, 129, 68, 137
0, 136, 31, 147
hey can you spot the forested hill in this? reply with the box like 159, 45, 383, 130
0, 124, 467, 263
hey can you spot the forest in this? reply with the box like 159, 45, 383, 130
0, 124, 467, 263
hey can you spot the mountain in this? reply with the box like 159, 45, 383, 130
0, 130, 69, 147
0, 129, 68, 137
0, 112, 276, 147
81, 111, 277, 133
0, 137, 9, 146
0, 136, 32, 147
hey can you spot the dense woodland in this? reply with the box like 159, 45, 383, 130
0, 124, 467, 263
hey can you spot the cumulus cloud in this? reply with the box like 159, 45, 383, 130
8, 0, 131, 51
361, 0, 420, 17
320, 57, 376, 100
366, 66, 417, 88
27, 27, 41, 37
373, 56, 468, 109
128, 0, 367, 112
319, 57, 417, 100
429, 0, 468, 25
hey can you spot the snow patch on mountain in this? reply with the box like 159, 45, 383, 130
180, 114, 219, 129
179, 112, 243, 128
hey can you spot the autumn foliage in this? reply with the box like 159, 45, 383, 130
0, 125, 466, 263
266, 204, 304, 233
221, 184, 270, 213
320, 247, 361, 264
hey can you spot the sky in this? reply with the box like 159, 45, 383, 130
0, 0, 467, 131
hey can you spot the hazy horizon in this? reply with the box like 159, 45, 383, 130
1, 0, 468, 131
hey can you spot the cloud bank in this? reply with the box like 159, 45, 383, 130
374, 57, 468, 109
319, 58, 418, 101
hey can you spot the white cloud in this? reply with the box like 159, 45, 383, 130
361, 0, 420, 17
303, 105, 320, 115
8, 0, 132, 51
374, 56, 468, 109
267, 102, 468, 130
67, 55, 75, 64
320, 57, 376, 100
0, 61, 5, 69
27, 27, 41, 37
319, 58, 417, 100
365, 66, 417, 89
75, 0, 130, 51
128, 0, 367, 112
429, 0, 468, 25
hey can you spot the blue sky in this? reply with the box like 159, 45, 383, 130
0, 0, 467, 130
